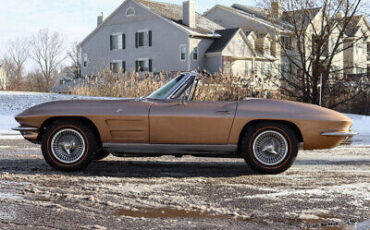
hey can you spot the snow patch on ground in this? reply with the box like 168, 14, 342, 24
345, 113, 370, 146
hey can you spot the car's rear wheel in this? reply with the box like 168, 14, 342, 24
41, 120, 98, 171
241, 122, 298, 174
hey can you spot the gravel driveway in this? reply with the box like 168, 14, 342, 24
0, 138, 369, 229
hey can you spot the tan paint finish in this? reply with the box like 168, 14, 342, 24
149, 100, 237, 144
15, 98, 353, 151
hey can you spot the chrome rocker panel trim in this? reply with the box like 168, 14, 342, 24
103, 143, 238, 156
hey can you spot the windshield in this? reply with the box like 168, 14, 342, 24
146, 74, 186, 99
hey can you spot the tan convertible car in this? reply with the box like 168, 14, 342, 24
13, 72, 358, 174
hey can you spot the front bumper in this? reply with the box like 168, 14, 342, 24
12, 126, 38, 132
12, 126, 39, 143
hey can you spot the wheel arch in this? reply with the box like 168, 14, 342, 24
237, 119, 303, 153
37, 116, 102, 147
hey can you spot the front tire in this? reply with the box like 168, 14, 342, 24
41, 120, 98, 171
241, 122, 298, 174
94, 151, 110, 161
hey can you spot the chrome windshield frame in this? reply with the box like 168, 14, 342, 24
146, 72, 199, 100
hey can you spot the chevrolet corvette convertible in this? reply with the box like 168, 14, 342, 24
13, 72, 358, 174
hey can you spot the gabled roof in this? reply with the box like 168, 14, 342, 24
232, 4, 270, 22
81, 0, 223, 45
206, 28, 240, 53
204, 4, 290, 34
342, 15, 367, 37
136, 0, 223, 35
282, 7, 322, 28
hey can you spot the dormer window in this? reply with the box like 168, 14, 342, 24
126, 7, 135, 17
280, 36, 292, 50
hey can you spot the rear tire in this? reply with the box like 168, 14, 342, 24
41, 120, 98, 171
241, 122, 298, 174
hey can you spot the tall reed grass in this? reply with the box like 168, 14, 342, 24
72, 68, 278, 101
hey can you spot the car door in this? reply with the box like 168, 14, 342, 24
149, 100, 237, 144
101, 100, 152, 143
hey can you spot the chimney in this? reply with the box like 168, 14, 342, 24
183, 1, 196, 29
271, 1, 283, 18
97, 12, 105, 27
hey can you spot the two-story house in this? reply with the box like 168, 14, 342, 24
80, 0, 223, 76
205, 2, 348, 82
0, 65, 7, 90
343, 15, 370, 77
80, 0, 277, 81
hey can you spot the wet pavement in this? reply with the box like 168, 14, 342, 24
0, 138, 369, 229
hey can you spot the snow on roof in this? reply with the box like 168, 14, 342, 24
136, 0, 224, 36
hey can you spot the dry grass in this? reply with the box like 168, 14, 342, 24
72, 69, 279, 101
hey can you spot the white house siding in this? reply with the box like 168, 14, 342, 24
81, 0, 190, 76
231, 60, 246, 76
222, 31, 254, 58
189, 38, 214, 71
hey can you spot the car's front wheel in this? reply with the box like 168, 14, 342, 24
41, 120, 98, 171
241, 122, 298, 174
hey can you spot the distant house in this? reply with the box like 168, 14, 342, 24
0, 65, 7, 90
52, 67, 80, 94
342, 15, 370, 76
80, 0, 275, 79
205, 2, 370, 81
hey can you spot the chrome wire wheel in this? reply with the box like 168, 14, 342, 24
50, 128, 86, 164
252, 130, 289, 166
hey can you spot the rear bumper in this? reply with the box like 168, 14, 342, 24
321, 130, 359, 137
321, 130, 358, 145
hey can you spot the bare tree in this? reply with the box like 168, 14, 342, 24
30, 29, 65, 91
67, 42, 81, 79
258, 0, 369, 109
1, 38, 29, 89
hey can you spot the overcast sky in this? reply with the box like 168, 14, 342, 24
0, 0, 256, 56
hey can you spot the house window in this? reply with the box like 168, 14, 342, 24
83, 53, 88, 67
126, 7, 135, 17
110, 33, 126, 50
110, 60, 126, 73
180, 45, 187, 61
280, 36, 291, 50
111, 62, 119, 73
265, 45, 271, 56
192, 47, 198, 60
136, 30, 152, 48
136, 58, 152, 72
245, 61, 252, 76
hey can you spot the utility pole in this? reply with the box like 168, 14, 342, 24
319, 74, 323, 106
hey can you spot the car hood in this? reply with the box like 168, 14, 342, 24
15, 98, 139, 118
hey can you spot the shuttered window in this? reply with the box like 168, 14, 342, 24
110, 61, 125, 73
110, 33, 126, 50
136, 59, 152, 72
136, 30, 152, 48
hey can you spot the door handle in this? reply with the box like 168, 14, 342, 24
216, 110, 231, 114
